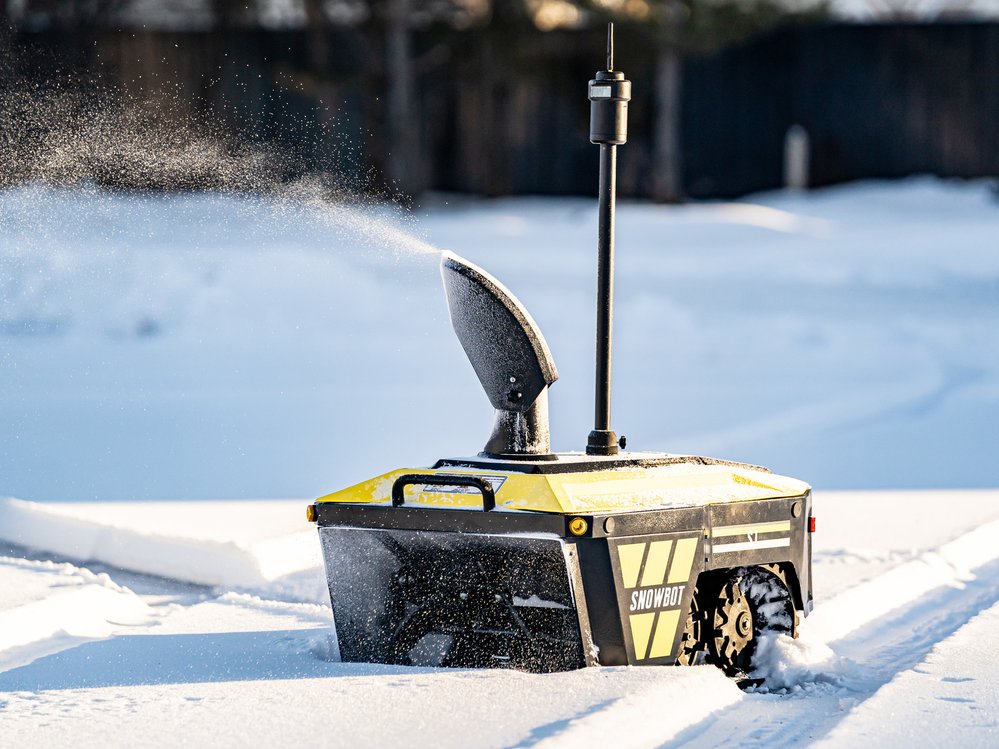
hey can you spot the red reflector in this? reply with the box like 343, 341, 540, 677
808, 516, 816, 533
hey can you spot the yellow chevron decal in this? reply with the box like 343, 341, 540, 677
649, 610, 681, 659
616, 535, 700, 662
640, 540, 673, 587
618, 543, 646, 589
629, 612, 656, 660
668, 537, 698, 584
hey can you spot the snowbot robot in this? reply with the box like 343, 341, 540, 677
308, 25, 814, 678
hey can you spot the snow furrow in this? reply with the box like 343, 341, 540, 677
0, 497, 322, 592
0, 557, 155, 673
668, 519, 999, 748
813, 600, 999, 747
805, 515, 999, 644
687, 557, 999, 747
526, 667, 742, 749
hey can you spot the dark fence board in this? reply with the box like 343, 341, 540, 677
5, 22, 998, 198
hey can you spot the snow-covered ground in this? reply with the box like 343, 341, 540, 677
2, 177, 998, 745
2, 178, 997, 500
2, 489, 999, 747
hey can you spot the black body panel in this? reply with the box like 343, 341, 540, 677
315, 490, 812, 669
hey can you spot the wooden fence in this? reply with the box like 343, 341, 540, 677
5, 21, 998, 198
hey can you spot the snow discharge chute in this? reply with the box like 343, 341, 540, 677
440, 251, 558, 458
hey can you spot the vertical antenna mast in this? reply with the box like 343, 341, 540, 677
607, 21, 614, 71
586, 23, 631, 456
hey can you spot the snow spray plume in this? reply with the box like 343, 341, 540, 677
0, 68, 444, 348
0, 87, 283, 192
0, 79, 442, 258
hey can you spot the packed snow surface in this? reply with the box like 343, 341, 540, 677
2, 489, 999, 746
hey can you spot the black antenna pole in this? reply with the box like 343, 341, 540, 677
586, 22, 631, 457
607, 22, 614, 71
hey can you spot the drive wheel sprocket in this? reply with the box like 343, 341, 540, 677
710, 577, 755, 676
707, 566, 796, 677
675, 574, 722, 667
675, 585, 705, 666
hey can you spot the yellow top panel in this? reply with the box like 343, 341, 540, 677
315, 456, 811, 515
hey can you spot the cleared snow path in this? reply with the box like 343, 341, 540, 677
0, 590, 741, 748
813, 601, 999, 748
668, 516, 999, 747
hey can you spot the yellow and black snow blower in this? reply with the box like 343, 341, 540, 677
308, 25, 813, 678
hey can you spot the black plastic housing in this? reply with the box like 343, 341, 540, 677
589, 71, 632, 145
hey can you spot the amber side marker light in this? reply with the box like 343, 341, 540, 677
568, 517, 589, 536
306, 504, 318, 523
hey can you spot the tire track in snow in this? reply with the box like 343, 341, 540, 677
519, 668, 741, 749
666, 518, 999, 748
812, 600, 999, 747
671, 557, 999, 748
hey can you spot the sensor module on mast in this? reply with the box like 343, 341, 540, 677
587, 23, 632, 456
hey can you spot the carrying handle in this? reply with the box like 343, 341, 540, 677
391, 473, 496, 512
